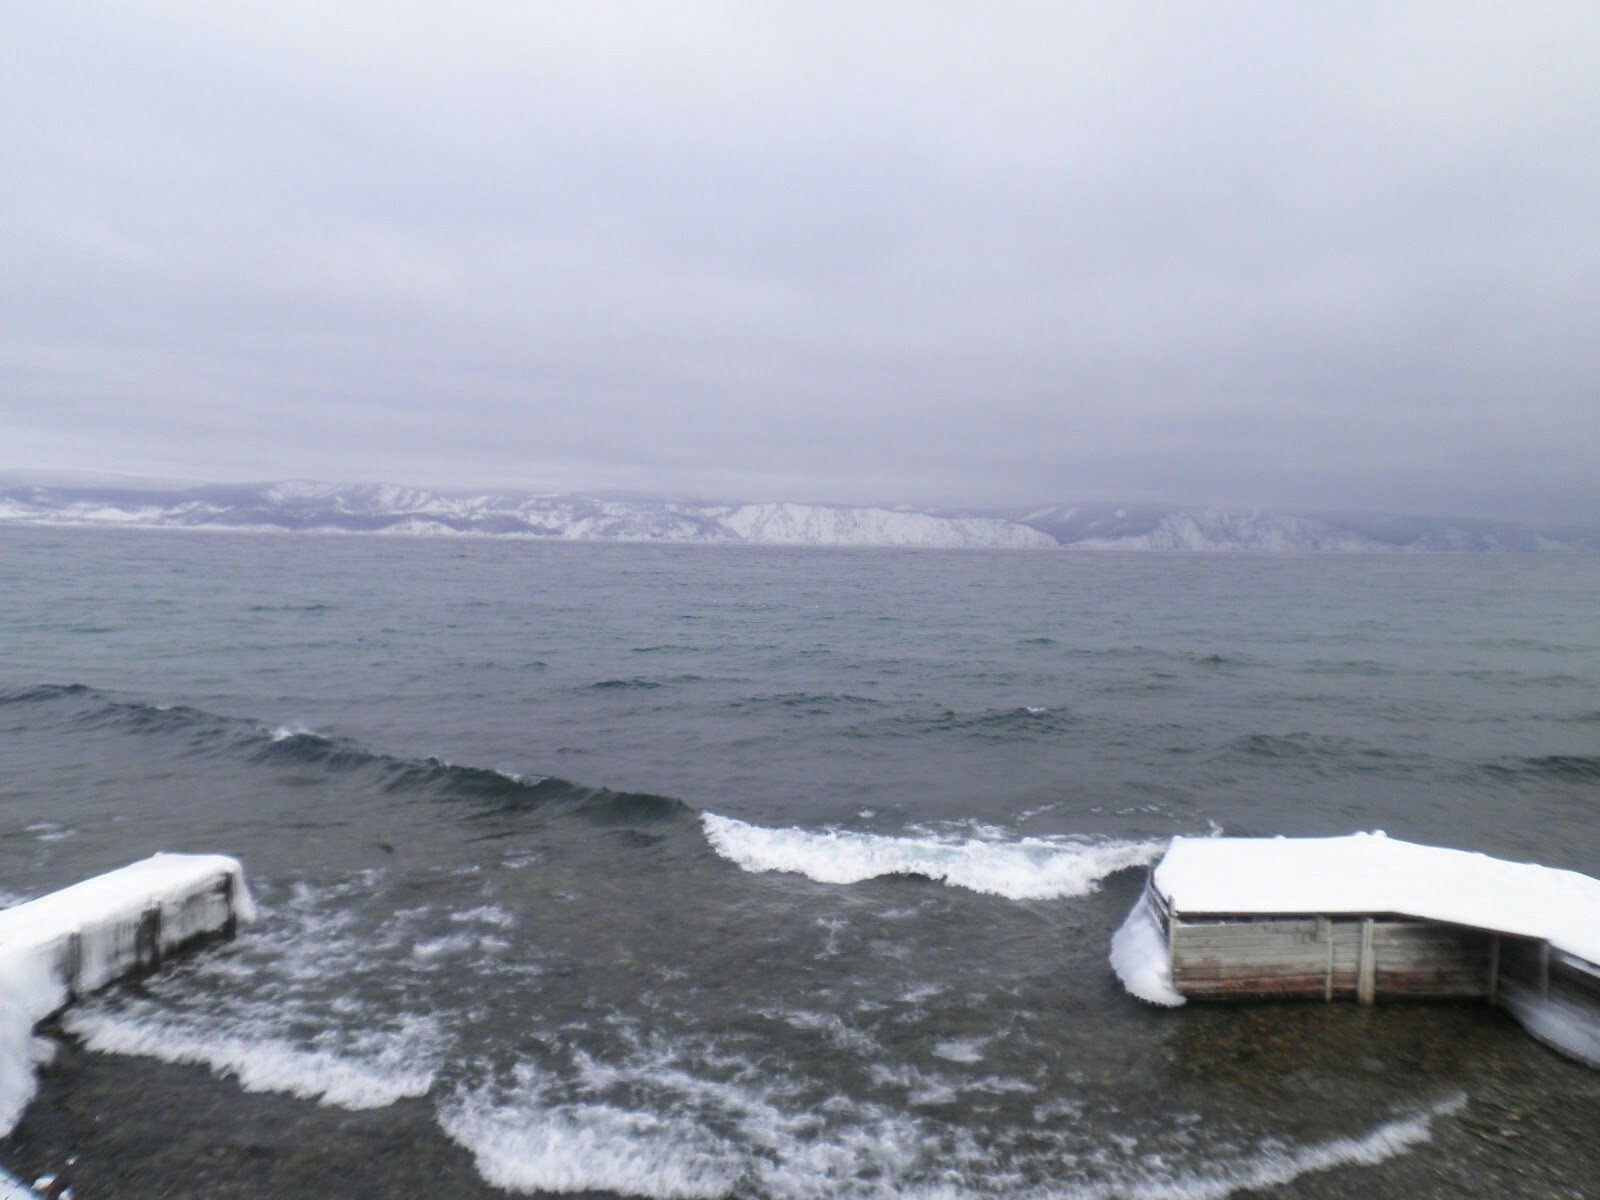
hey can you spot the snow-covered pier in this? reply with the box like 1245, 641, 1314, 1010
0, 854, 254, 1141
1112, 833, 1600, 1067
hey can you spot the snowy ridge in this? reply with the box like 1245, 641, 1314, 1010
718, 502, 1052, 548
2, 481, 1592, 551
0, 483, 1052, 550
700, 813, 1163, 900
985, 502, 1592, 553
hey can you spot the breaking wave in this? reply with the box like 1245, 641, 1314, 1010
700, 814, 1163, 900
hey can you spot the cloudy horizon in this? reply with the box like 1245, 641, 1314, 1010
3, 3, 1597, 523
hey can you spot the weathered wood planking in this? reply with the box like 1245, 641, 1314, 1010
1170, 911, 1495, 1003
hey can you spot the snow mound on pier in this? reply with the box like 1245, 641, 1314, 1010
0, 854, 252, 1133
1154, 832, 1600, 965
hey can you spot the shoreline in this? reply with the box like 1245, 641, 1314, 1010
8, 1016, 1600, 1200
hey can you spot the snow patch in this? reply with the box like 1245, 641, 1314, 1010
1154, 832, 1600, 965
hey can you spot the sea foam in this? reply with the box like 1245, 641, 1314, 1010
439, 1032, 1463, 1200
61, 874, 444, 1112
1109, 896, 1185, 1007
701, 814, 1163, 901
1097, 1094, 1465, 1200
64, 1008, 438, 1109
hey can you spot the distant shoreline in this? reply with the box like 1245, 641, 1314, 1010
1, 482, 1592, 553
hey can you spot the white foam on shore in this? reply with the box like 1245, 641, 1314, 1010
60, 873, 448, 1113
1094, 1094, 1465, 1200
753, 1007, 880, 1054
64, 1008, 438, 1108
700, 814, 1163, 901
931, 1037, 987, 1063
441, 1080, 741, 1199
440, 1049, 937, 1200
450, 904, 516, 928
440, 1029, 1462, 1200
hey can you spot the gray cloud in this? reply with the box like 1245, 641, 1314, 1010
2, 2, 1597, 520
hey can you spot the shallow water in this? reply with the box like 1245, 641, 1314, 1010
1, 528, 1597, 1197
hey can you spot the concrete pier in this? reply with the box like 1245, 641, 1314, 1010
0, 854, 254, 1011
0, 853, 255, 1165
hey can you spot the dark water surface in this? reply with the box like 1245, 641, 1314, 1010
1, 527, 1597, 1198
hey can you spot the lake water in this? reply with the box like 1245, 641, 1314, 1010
1, 526, 1597, 1198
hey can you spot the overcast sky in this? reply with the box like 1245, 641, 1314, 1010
2, 3, 1596, 520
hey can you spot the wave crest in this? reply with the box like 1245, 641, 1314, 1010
700, 814, 1163, 900
4, 681, 691, 825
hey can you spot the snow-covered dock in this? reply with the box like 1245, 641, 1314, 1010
0, 854, 254, 1138
1112, 833, 1600, 1067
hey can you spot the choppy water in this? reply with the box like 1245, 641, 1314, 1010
1, 527, 1598, 1198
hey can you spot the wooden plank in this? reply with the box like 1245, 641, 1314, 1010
1174, 923, 1327, 941
1180, 963, 1490, 995
1175, 943, 1347, 964
1179, 978, 1334, 997
1177, 921, 1324, 940
1177, 962, 1338, 982
1175, 942, 1340, 961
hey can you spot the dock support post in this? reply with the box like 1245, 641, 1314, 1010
1160, 879, 1178, 953
1487, 935, 1500, 1006
1320, 917, 1333, 1002
1357, 918, 1376, 1005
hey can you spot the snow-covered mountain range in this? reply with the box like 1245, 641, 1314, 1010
977, 503, 1598, 553
0, 481, 1054, 549
0, 481, 1591, 552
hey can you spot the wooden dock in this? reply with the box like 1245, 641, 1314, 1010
1114, 834, 1600, 1068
